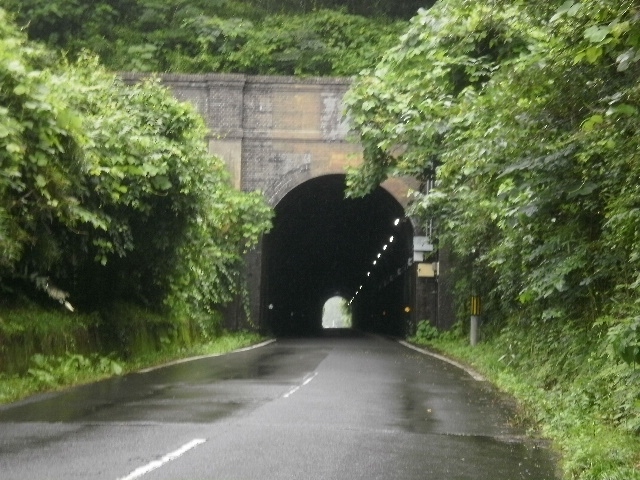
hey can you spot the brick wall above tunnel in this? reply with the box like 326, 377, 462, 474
120, 72, 417, 207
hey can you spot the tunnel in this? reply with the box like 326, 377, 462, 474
261, 174, 414, 337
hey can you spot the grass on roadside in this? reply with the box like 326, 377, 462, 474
0, 331, 267, 406
408, 323, 640, 480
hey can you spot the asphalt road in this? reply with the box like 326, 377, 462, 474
0, 331, 558, 479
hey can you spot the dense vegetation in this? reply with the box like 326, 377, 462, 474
2, 0, 638, 476
0, 0, 424, 76
346, 0, 640, 478
0, 304, 264, 404
0, 7, 272, 362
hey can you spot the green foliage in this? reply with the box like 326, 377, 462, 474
0, 327, 266, 405
346, 0, 640, 325
194, 330, 265, 356
97, 302, 183, 357
0, 301, 256, 384
501, 320, 640, 479
27, 352, 123, 388
410, 320, 440, 343
1, 1, 408, 76
124, 329, 266, 372
230, 0, 429, 18
0, 10, 273, 319
0, 304, 93, 339
0, 10, 271, 412
602, 315, 640, 365
0, 305, 97, 374
346, 0, 640, 353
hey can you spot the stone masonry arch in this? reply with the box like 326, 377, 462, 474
120, 72, 417, 205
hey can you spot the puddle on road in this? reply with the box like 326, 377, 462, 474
395, 431, 560, 480
395, 360, 559, 479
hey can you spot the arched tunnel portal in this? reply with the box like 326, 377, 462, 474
261, 175, 414, 337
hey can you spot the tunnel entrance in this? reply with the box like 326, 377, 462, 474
261, 174, 414, 337
322, 296, 352, 329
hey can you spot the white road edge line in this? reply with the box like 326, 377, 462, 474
302, 373, 317, 386
398, 340, 486, 382
283, 386, 300, 398
283, 372, 318, 398
138, 339, 277, 373
116, 438, 207, 480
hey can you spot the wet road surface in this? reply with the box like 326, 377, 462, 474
0, 332, 559, 479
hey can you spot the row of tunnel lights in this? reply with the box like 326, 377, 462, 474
348, 217, 404, 306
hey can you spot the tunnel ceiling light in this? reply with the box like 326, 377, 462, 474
373, 260, 377, 265
394, 218, 400, 226
367, 272, 371, 276
389, 235, 394, 242
377, 253, 381, 258
383, 244, 387, 250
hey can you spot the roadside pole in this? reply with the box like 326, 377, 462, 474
470, 295, 481, 346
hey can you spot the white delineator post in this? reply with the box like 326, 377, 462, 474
470, 295, 481, 346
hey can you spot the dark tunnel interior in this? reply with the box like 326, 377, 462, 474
261, 175, 414, 337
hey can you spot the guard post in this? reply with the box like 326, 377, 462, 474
470, 295, 481, 346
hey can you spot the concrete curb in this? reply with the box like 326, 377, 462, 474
398, 340, 486, 382
137, 339, 277, 374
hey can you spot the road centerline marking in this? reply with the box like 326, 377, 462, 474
283, 372, 317, 398
116, 438, 206, 480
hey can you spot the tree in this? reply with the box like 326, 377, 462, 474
345, 0, 640, 326
1, 0, 408, 76
0, 9, 273, 317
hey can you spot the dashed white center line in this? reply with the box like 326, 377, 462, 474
283, 372, 318, 398
117, 438, 206, 480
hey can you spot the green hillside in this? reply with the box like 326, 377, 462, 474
0, 0, 432, 76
